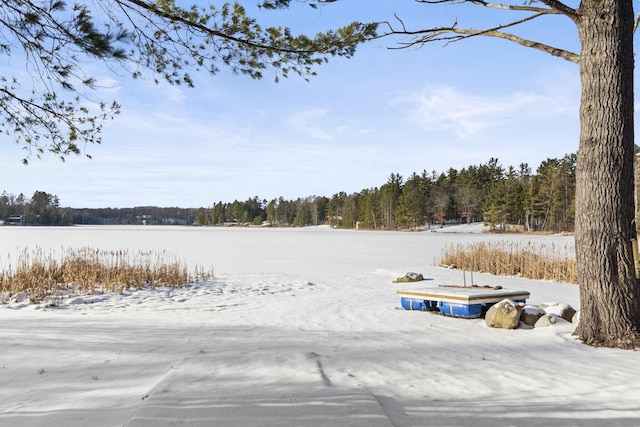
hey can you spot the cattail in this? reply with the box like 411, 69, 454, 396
0, 247, 213, 304
440, 241, 577, 284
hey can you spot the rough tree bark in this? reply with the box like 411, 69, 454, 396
573, 0, 640, 348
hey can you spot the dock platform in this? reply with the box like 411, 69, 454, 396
397, 286, 530, 319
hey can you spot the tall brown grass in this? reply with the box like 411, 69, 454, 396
440, 241, 577, 284
0, 247, 214, 304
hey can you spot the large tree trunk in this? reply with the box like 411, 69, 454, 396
574, 0, 640, 348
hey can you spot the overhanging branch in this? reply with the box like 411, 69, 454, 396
451, 28, 578, 63
379, 4, 580, 64
417, 0, 577, 18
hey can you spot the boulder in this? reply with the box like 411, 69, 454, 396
392, 272, 424, 283
534, 313, 567, 328
485, 299, 522, 329
540, 302, 577, 323
520, 305, 546, 327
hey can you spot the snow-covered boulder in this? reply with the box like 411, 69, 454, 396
572, 310, 580, 324
540, 302, 577, 323
520, 305, 546, 327
392, 272, 424, 283
534, 313, 569, 328
485, 299, 522, 329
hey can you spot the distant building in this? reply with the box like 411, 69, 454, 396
5, 215, 24, 225
136, 214, 151, 225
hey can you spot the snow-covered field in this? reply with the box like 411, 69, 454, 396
1, 225, 639, 427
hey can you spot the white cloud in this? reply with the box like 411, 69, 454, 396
285, 108, 353, 141
94, 76, 122, 93
394, 84, 576, 139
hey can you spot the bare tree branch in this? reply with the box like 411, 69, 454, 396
536, 0, 578, 18
450, 27, 579, 63
417, 0, 577, 17
380, 2, 579, 64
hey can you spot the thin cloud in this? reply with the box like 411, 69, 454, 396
394, 84, 575, 138
285, 108, 354, 141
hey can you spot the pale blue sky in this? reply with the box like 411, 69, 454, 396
0, 0, 607, 208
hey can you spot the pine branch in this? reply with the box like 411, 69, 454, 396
0, 0, 374, 161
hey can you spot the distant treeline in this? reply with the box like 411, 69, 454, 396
0, 192, 197, 226
1, 155, 577, 232
196, 155, 577, 233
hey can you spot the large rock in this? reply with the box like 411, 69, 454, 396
520, 306, 546, 327
540, 302, 577, 323
485, 299, 522, 329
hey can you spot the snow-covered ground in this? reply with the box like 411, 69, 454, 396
1, 225, 638, 427
428, 222, 489, 233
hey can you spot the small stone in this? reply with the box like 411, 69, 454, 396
392, 272, 424, 283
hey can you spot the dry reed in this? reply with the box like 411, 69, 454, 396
0, 247, 214, 305
440, 241, 577, 284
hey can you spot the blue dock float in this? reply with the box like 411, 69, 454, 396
397, 286, 530, 319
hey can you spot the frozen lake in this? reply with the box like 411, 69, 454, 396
0, 224, 575, 277
2, 225, 639, 427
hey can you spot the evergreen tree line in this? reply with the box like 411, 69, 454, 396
195, 196, 329, 227
2, 155, 577, 231
197, 155, 578, 233
0, 191, 63, 225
